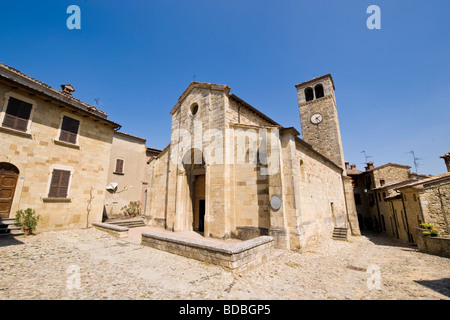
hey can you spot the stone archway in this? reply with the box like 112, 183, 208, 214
0, 163, 19, 219
182, 148, 206, 233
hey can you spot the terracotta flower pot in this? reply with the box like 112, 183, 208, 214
24, 228, 33, 235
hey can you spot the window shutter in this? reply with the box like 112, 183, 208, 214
2, 97, 32, 132
58, 170, 71, 198
2, 114, 16, 129
115, 159, 124, 173
48, 170, 62, 198
48, 169, 71, 198
59, 116, 80, 144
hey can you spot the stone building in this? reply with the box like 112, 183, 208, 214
146, 75, 360, 250
347, 154, 450, 244
0, 63, 120, 231
103, 131, 161, 219
346, 161, 412, 231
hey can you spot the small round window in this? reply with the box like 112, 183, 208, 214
190, 103, 199, 115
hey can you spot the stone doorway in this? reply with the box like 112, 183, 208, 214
193, 175, 205, 232
0, 163, 19, 219
182, 148, 207, 234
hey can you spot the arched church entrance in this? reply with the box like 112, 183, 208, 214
0, 163, 19, 219
182, 148, 206, 233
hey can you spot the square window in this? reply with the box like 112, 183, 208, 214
2, 97, 32, 132
59, 116, 80, 144
48, 169, 71, 198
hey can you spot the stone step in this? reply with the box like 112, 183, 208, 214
105, 218, 146, 228
0, 218, 17, 226
0, 231, 25, 237
332, 227, 348, 241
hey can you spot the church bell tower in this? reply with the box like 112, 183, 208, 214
295, 74, 346, 170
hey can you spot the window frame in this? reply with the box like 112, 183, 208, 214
45, 166, 74, 199
0, 92, 37, 135
114, 158, 125, 175
56, 113, 82, 146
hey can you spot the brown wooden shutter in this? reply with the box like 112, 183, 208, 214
58, 170, 71, 198
2, 97, 32, 132
115, 159, 124, 174
48, 170, 71, 198
48, 170, 62, 198
59, 116, 80, 144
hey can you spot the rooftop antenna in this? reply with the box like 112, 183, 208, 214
406, 150, 423, 174
94, 98, 103, 108
361, 150, 373, 164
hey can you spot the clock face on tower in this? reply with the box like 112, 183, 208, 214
310, 113, 323, 125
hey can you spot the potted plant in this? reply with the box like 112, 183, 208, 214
420, 223, 434, 230
121, 201, 141, 218
15, 208, 41, 235
430, 229, 439, 237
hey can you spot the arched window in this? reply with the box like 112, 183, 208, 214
190, 103, 199, 116
315, 84, 324, 99
304, 87, 314, 102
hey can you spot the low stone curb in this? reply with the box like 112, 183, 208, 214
92, 222, 129, 238
141, 231, 274, 272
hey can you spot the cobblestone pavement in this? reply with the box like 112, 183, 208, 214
0, 228, 449, 300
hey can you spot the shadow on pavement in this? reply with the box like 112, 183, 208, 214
361, 230, 417, 249
0, 236, 24, 247
415, 278, 450, 298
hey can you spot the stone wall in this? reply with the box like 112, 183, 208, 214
0, 85, 114, 231
415, 228, 450, 258
294, 140, 347, 248
419, 181, 450, 235
141, 231, 274, 272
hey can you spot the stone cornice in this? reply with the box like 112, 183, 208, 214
298, 94, 333, 107
295, 74, 335, 90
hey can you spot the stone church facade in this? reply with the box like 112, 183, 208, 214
146, 75, 360, 250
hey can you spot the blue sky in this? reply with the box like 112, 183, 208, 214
1, 0, 449, 175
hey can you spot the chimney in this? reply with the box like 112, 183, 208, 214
60, 84, 75, 96
441, 153, 450, 172
345, 162, 350, 170
350, 164, 356, 170
365, 161, 375, 171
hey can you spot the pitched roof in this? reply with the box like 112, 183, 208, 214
346, 168, 363, 175
114, 130, 147, 143
397, 172, 450, 190
372, 179, 419, 191
0, 63, 120, 128
364, 162, 411, 173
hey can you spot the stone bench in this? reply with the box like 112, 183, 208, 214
141, 231, 274, 272
92, 222, 129, 239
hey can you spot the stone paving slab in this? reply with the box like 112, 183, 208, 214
0, 229, 449, 300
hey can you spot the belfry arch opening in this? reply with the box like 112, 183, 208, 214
305, 87, 314, 102
315, 84, 324, 99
